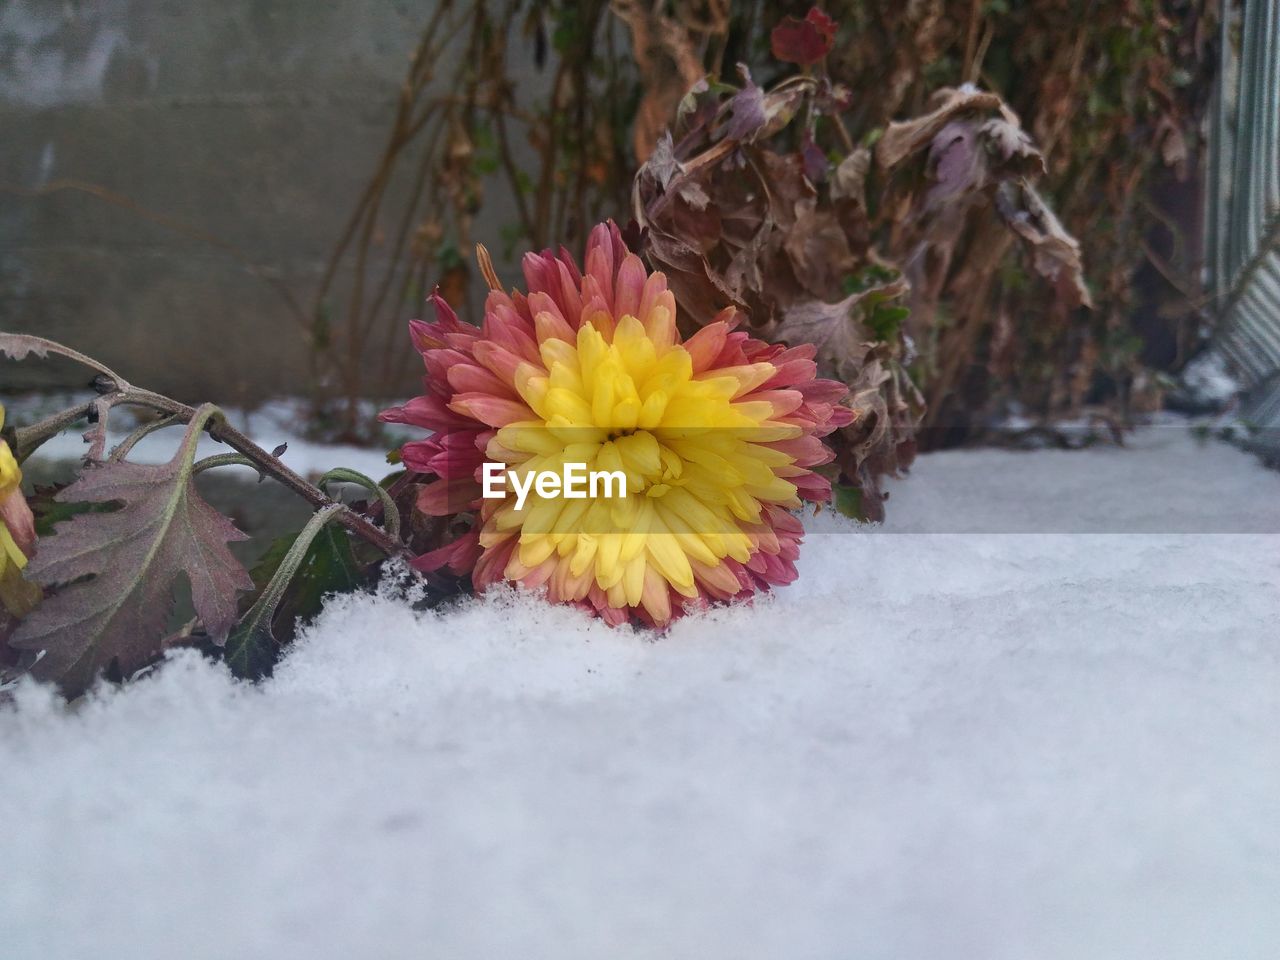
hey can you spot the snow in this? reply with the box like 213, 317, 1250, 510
2, 424, 1278, 960
1179, 349, 1242, 407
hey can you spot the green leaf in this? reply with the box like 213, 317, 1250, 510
250, 523, 361, 628
223, 609, 276, 681
834, 483, 865, 520
867, 304, 910, 342
228, 508, 364, 680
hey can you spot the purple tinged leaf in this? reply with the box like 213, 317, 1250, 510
875, 87, 1005, 170
724, 65, 766, 142
11, 407, 253, 696
0, 334, 52, 362
801, 132, 828, 183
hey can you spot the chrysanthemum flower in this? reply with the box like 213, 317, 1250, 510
0, 404, 40, 618
381, 221, 852, 625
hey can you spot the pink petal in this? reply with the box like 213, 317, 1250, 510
446, 362, 516, 398
683, 322, 729, 372
379, 394, 476, 430
410, 528, 481, 575
416, 477, 481, 516
614, 253, 647, 318
471, 340, 526, 385
448, 393, 535, 427
555, 259, 584, 325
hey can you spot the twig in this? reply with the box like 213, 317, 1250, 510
9, 340, 405, 558
109, 384, 405, 556
10, 401, 94, 463
110, 415, 182, 462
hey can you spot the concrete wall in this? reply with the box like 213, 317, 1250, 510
0, 0, 483, 405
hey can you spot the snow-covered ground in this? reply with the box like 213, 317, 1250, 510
2, 424, 1278, 960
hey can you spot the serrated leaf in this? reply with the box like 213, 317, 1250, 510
12, 407, 253, 696
0, 333, 54, 362
27, 483, 108, 537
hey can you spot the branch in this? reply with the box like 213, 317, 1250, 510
5, 343, 406, 559
109, 384, 406, 557
10, 401, 94, 463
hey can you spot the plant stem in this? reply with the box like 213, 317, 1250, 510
118, 386, 406, 557
11, 402, 94, 463
13, 375, 405, 559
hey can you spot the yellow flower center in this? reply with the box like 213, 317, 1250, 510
481, 312, 803, 608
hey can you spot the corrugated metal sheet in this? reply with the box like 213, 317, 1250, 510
1208, 0, 1280, 457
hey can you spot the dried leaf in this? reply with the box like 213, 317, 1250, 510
771, 7, 838, 66
81, 397, 114, 462
0, 333, 124, 384
995, 180, 1093, 309
875, 86, 1006, 171
834, 347, 923, 522
766, 277, 910, 384
830, 149, 870, 202
723, 66, 767, 141
783, 199, 856, 298
11, 407, 253, 696
0, 333, 53, 362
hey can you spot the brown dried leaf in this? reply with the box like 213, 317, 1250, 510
765, 277, 910, 384
830, 148, 870, 202
834, 349, 923, 522
995, 180, 1093, 309
783, 200, 856, 299
875, 86, 1006, 170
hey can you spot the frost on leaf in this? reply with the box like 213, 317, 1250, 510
11, 408, 253, 696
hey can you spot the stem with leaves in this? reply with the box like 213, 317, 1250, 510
0, 334, 407, 560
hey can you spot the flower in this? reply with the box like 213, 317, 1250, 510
381, 221, 852, 625
0, 404, 40, 618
